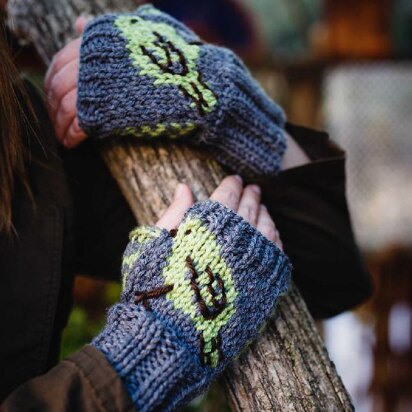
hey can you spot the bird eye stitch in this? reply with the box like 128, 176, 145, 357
135, 284, 174, 310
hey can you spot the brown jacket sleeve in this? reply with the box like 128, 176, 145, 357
1, 346, 134, 412
258, 123, 372, 318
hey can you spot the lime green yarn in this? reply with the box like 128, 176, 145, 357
121, 219, 238, 367
114, 15, 217, 114
117, 122, 197, 139
138, 6, 164, 17
122, 226, 163, 289
161, 218, 237, 368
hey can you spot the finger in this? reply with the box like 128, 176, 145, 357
257, 205, 283, 250
276, 234, 283, 251
47, 59, 79, 119
45, 37, 82, 91
75, 16, 88, 34
237, 185, 261, 227
63, 117, 87, 148
55, 88, 77, 142
156, 184, 194, 231
210, 175, 243, 212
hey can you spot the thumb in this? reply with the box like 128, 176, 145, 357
156, 184, 194, 231
75, 16, 88, 35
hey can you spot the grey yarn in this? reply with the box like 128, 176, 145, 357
77, 5, 287, 177
93, 201, 291, 411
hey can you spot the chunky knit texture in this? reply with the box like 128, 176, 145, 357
93, 201, 291, 411
77, 5, 287, 177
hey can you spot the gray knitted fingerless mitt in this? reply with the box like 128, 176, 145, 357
77, 5, 287, 177
92, 200, 291, 412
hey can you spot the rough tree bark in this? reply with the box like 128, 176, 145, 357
7, 1, 354, 410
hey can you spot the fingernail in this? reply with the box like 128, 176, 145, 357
234, 175, 243, 183
251, 185, 261, 195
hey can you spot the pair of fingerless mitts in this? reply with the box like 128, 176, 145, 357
93, 201, 291, 411
77, 5, 287, 177
79, 8, 291, 410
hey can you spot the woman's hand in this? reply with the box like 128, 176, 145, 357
157, 175, 283, 250
94, 175, 290, 412
44, 17, 88, 148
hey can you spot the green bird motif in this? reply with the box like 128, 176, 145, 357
123, 217, 238, 368
115, 13, 218, 116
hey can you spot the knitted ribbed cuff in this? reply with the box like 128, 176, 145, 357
203, 48, 288, 176
208, 104, 287, 177
92, 304, 206, 412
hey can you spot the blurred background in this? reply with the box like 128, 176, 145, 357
2, 0, 412, 410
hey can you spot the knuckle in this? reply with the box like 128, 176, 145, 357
227, 190, 238, 203
246, 203, 258, 219
49, 75, 61, 96
52, 52, 64, 70
244, 206, 252, 221
60, 94, 73, 115
49, 54, 58, 69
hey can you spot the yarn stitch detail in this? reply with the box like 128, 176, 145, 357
115, 122, 198, 139
114, 15, 218, 116
128, 217, 237, 368
78, 5, 288, 177
92, 200, 292, 411
122, 226, 163, 289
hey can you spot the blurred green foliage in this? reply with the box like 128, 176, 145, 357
60, 282, 121, 359
60, 306, 105, 359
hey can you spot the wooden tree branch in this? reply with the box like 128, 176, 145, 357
7, 1, 354, 410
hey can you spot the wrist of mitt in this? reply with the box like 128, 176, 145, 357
92, 305, 203, 412
93, 201, 291, 411
78, 5, 287, 177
